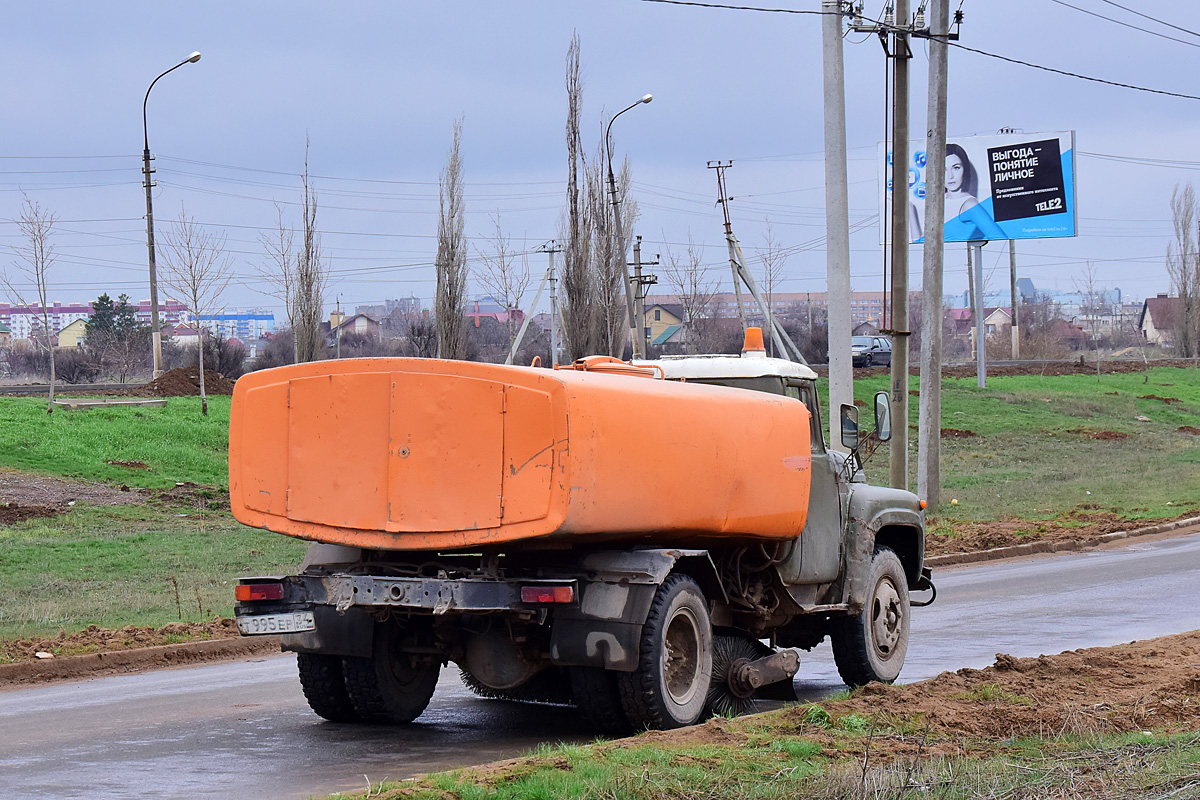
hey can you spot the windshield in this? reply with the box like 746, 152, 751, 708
852, 337, 874, 347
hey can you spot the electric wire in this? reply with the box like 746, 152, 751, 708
1095, 0, 1200, 39
1047, 0, 1200, 49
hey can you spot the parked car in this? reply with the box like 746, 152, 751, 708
852, 336, 891, 368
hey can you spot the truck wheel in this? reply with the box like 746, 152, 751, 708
831, 547, 909, 687
342, 620, 440, 723
618, 575, 712, 730
569, 667, 632, 736
297, 653, 361, 722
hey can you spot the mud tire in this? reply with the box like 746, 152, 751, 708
569, 666, 633, 735
618, 575, 712, 730
297, 653, 361, 722
342, 620, 440, 723
831, 547, 910, 687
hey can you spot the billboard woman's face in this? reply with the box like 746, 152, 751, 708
945, 153, 965, 193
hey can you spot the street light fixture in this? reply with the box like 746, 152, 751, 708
143, 51, 202, 378
605, 93, 652, 359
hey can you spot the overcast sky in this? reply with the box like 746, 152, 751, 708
3, 0, 1198, 318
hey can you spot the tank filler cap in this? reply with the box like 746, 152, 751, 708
741, 327, 767, 358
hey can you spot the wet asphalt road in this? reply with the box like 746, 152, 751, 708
2, 531, 1198, 799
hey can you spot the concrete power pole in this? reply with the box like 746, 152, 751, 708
548, 245, 561, 366
888, 0, 912, 491
822, 0, 854, 451
917, 0, 950, 510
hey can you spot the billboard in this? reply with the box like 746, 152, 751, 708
880, 131, 1076, 244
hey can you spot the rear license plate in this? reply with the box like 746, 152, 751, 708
236, 611, 315, 635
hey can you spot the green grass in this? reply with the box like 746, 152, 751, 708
0, 503, 306, 641
321, 729, 1200, 800
0, 396, 231, 488
847, 366, 1200, 524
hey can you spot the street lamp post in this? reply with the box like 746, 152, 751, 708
605, 93, 652, 359
143, 51, 201, 378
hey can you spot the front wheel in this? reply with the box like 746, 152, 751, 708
342, 619, 440, 723
831, 547, 910, 687
618, 575, 712, 730
863, 355, 873, 368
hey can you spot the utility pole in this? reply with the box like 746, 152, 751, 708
822, 0, 854, 450
708, 161, 807, 362
1009, 239, 1019, 359
334, 295, 342, 359
708, 161, 749, 331
887, 0, 913, 491
507, 241, 562, 366
548, 244, 561, 366
917, 0, 950, 511
632, 236, 658, 358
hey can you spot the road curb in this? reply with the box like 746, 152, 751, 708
0, 635, 281, 686
926, 516, 1200, 568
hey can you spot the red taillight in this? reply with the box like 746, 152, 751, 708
520, 585, 574, 604
236, 583, 284, 602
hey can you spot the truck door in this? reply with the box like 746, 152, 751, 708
776, 381, 843, 585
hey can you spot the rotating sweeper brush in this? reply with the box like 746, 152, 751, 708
706, 636, 802, 718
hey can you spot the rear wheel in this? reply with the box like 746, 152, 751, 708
831, 547, 909, 687
342, 620, 440, 723
296, 653, 360, 722
570, 666, 632, 735
618, 575, 712, 730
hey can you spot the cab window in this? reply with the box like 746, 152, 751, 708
785, 380, 826, 454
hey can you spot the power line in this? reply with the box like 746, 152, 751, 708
941, 39, 1200, 101
643, 0, 1200, 101
1047, 0, 1200, 49
1095, 0, 1200, 39
641, 0, 832, 15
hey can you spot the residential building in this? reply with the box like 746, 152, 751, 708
355, 296, 421, 319
1139, 294, 1179, 347
329, 313, 381, 341
183, 309, 275, 340
56, 319, 89, 349
0, 299, 188, 340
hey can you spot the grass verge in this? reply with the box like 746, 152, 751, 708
0, 500, 305, 645
0, 395, 231, 488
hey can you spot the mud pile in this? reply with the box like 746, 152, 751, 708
130, 367, 237, 397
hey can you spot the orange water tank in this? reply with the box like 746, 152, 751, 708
229, 358, 812, 552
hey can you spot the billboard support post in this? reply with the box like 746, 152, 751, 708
1009, 240, 1020, 359
972, 240, 987, 388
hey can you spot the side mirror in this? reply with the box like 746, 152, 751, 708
874, 390, 892, 442
840, 404, 860, 450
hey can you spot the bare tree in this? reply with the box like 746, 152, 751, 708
662, 238, 718, 354
259, 203, 298, 363
435, 117, 469, 359
160, 209, 232, 416
1167, 182, 1200, 359
1073, 261, 1105, 380
756, 219, 787, 356
3, 196, 58, 413
473, 213, 531, 349
561, 31, 597, 361
295, 147, 327, 363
